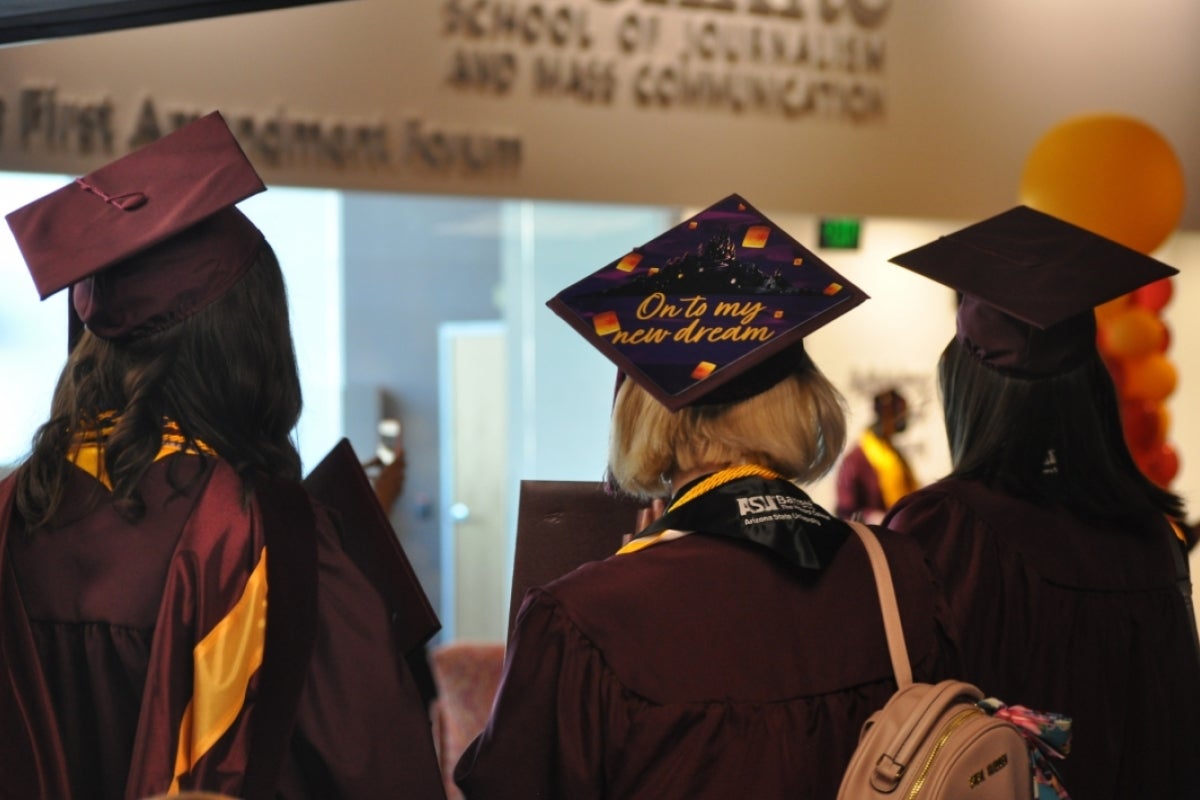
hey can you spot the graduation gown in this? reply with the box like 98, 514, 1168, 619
884, 477, 1200, 800
0, 449, 443, 800
455, 471, 956, 800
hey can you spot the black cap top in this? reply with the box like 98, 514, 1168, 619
547, 193, 868, 410
889, 205, 1178, 376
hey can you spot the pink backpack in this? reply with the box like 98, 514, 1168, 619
837, 522, 1071, 800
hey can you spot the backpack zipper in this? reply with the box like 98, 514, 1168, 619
904, 706, 984, 799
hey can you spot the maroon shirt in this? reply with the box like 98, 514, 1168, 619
885, 477, 1200, 800
1, 454, 443, 799
455, 526, 956, 799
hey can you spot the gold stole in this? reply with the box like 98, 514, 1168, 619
858, 429, 918, 509
69, 417, 267, 791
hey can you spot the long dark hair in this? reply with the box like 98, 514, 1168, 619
16, 241, 302, 529
939, 336, 1184, 524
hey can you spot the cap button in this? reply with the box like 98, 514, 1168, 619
111, 192, 148, 211
74, 178, 147, 210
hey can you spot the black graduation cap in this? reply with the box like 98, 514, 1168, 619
547, 193, 868, 410
889, 205, 1178, 376
5, 111, 265, 341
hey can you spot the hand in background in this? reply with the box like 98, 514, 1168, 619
365, 446, 407, 514
625, 498, 667, 545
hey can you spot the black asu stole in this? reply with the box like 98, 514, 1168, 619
623, 465, 850, 573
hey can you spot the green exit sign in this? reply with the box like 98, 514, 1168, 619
819, 217, 862, 249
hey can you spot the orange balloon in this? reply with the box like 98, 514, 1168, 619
1132, 278, 1174, 312
1020, 114, 1185, 253
1157, 323, 1172, 353
1122, 400, 1169, 450
1141, 441, 1180, 487
1100, 307, 1166, 359
1095, 294, 1132, 326
1122, 353, 1178, 401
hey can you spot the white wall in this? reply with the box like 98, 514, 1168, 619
0, 174, 68, 467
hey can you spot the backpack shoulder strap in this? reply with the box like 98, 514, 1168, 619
848, 521, 913, 689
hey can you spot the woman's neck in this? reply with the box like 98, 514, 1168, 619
667, 465, 727, 495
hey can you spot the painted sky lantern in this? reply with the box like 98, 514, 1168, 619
548, 193, 867, 411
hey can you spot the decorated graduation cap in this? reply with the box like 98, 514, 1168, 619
889, 205, 1178, 377
548, 193, 868, 410
5, 110, 265, 341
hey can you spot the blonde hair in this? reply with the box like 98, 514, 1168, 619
608, 364, 847, 499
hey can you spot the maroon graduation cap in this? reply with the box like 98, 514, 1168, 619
547, 193, 868, 410
5, 110, 265, 341
889, 205, 1178, 377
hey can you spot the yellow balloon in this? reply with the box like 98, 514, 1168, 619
1020, 114, 1185, 253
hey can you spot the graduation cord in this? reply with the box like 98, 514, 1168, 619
616, 464, 782, 555
669, 464, 782, 509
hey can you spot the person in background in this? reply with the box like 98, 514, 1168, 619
0, 112, 444, 799
835, 386, 919, 522
884, 206, 1200, 800
454, 195, 957, 799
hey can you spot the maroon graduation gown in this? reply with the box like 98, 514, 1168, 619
455, 526, 956, 799
885, 477, 1200, 800
0, 452, 443, 799
834, 435, 918, 522
834, 444, 885, 519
